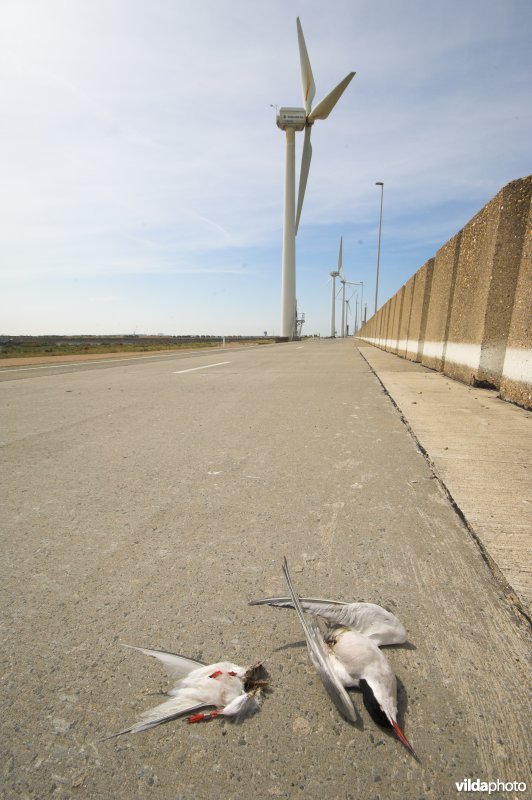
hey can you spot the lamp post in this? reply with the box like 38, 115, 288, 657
374, 181, 384, 314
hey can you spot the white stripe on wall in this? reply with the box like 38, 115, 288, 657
359, 338, 532, 385
502, 348, 532, 383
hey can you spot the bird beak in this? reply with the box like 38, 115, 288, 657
391, 719, 417, 757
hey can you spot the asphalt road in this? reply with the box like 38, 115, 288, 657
1, 339, 530, 800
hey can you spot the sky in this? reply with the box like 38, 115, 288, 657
1, 0, 530, 337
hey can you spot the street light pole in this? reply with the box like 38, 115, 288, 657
374, 181, 384, 314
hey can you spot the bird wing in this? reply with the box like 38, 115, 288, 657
249, 598, 406, 646
281, 558, 358, 724
250, 596, 348, 608
122, 644, 206, 678
102, 698, 210, 740
336, 603, 407, 646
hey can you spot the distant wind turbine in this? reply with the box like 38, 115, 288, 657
276, 18, 355, 339
328, 236, 343, 337
340, 263, 347, 338
345, 290, 358, 336
337, 240, 363, 337
343, 278, 364, 337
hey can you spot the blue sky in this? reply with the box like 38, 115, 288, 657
1, 0, 530, 336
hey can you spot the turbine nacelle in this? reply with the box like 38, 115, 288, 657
277, 108, 307, 132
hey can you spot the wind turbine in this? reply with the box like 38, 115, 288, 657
328, 236, 343, 337
343, 279, 364, 336
345, 288, 359, 336
340, 264, 347, 338
345, 295, 352, 337
338, 241, 364, 338
277, 18, 355, 339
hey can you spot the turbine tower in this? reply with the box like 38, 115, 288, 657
329, 236, 343, 337
277, 18, 355, 339
340, 271, 347, 338
329, 269, 339, 337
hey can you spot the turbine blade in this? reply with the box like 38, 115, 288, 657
309, 72, 356, 121
295, 125, 312, 235
296, 17, 316, 115
338, 236, 343, 273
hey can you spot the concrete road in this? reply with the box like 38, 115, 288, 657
1, 339, 530, 800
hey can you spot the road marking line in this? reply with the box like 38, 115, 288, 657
173, 361, 232, 374
0, 351, 204, 372
0, 343, 278, 374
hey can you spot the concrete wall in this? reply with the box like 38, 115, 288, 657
500, 195, 532, 407
357, 175, 532, 409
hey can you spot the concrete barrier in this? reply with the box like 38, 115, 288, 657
397, 274, 415, 358
358, 175, 532, 409
500, 195, 532, 407
422, 235, 461, 371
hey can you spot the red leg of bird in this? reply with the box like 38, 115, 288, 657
187, 710, 221, 724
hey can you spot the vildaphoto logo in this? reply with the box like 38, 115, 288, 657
455, 778, 527, 794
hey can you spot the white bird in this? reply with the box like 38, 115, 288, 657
251, 559, 416, 756
103, 645, 269, 739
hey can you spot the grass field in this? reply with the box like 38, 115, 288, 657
0, 336, 275, 359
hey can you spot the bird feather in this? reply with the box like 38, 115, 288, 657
102, 700, 208, 739
281, 558, 358, 724
122, 644, 206, 678
222, 691, 262, 723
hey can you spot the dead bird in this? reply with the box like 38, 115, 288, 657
251, 559, 416, 756
103, 645, 269, 739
